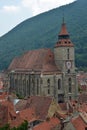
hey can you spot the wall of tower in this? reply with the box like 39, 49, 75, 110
54, 46, 75, 73
54, 45, 78, 101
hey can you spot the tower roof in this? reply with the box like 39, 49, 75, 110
55, 21, 74, 47
59, 22, 69, 36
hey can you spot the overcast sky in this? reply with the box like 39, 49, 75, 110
0, 0, 75, 36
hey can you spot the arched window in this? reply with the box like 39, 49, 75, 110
47, 79, 50, 94
58, 79, 61, 90
68, 78, 72, 93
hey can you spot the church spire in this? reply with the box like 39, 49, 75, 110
55, 18, 74, 47
58, 20, 69, 39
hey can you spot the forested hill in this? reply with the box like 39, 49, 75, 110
0, 0, 87, 70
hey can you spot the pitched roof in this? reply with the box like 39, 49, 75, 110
25, 96, 53, 120
15, 99, 27, 111
0, 100, 16, 127
33, 117, 60, 130
19, 108, 37, 122
78, 103, 87, 113
55, 22, 74, 47
72, 115, 87, 130
8, 48, 60, 73
59, 23, 69, 36
78, 93, 87, 103
10, 114, 24, 128
0, 92, 8, 102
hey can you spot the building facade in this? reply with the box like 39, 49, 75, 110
8, 21, 78, 102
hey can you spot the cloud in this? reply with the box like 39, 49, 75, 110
2, 5, 20, 13
21, 0, 75, 16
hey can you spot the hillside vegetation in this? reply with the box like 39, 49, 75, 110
0, 0, 87, 70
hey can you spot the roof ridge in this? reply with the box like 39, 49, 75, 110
80, 112, 87, 124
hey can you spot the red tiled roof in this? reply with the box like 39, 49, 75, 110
0, 92, 8, 101
10, 114, 24, 128
72, 116, 87, 130
25, 96, 53, 120
0, 100, 16, 127
0, 86, 3, 89
15, 96, 53, 120
19, 108, 37, 122
78, 93, 87, 103
55, 22, 74, 47
78, 103, 87, 113
33, 117, 60, 130
0, 99, 28, 128
59, 23, 69, 36
8, 48, 60, 73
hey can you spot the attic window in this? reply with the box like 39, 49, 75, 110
68, 41, 71, 44
65, 41, 67, 44
59, 41, 61, 44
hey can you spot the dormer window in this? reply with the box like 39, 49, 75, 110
68, 78, 72, 93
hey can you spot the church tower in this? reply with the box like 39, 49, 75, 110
54, 20, 78, 101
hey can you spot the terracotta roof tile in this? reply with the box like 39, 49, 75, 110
72, 116, 87, 130
54, 22, 74, 47
25, 96, 53, 120
59, 23, 69, 36
0, 100, 16, 127
19, 108, 37, 122
15, 96, 53, 120
8, 48, 60, 73
33, 117, 60, 130
78, 103, 87, 113
10, 114, 24, 128
78, 93, 87, 103
0, 92, 8, 102
42, 49, 60, 72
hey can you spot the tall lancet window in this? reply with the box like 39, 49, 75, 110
68, 78, 72, 93
67, 48, 70, 59
37, 79, 39, 95
58, 79, 61, 90
47, 79, 50, 94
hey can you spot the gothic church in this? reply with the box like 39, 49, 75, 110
8, 20, 78, 102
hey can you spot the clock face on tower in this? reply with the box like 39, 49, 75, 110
66, 61, 72, 69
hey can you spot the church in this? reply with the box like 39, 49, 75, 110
8, 20, 78, 103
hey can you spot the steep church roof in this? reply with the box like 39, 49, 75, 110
55, 21, 74, 47
59, 22, 69, 36
8, 48, 60, 73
